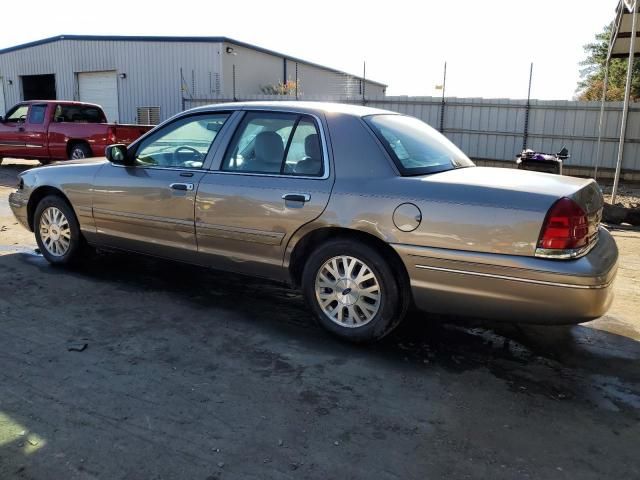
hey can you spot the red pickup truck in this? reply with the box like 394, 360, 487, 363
0, 101, 153, 164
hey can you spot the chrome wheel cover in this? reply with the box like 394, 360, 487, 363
315, 255, 382, 328
71, 148, 86, 159
39, 207, 71, 257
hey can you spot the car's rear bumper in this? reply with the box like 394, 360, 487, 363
8, 191, 30, 231
391, 227, 618, 324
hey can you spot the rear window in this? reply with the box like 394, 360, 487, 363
54, 105, 106, 123
364, 114, 474, 175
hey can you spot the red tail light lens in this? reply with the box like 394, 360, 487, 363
107, 127, 117, 145
538, 198, 589, 250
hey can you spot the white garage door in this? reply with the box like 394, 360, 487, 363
78, 71, 119, 122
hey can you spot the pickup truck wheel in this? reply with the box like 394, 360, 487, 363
69, 143, 92, 160
34, 195, 84, 265
302, 239, 407, 343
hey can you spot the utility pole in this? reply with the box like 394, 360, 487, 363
612, 2, 637, 203
439, 61, 447, 133
362, 61, 366, 105
232, 64, 237, 101
594, 59, 610, 180
523, 62, 533, 151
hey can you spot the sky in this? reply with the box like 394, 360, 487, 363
0, 0, 617, 100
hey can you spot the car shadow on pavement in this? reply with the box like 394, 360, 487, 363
13, 248, 640, 394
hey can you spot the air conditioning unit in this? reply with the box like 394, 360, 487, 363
136, 106, 160, 125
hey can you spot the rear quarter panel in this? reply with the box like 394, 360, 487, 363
113, 124, 154, 145
47, 124, 152, 160
286, 114, 551, 260
47, 123, 112, 159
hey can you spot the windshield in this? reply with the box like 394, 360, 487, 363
365, 114, 475, 175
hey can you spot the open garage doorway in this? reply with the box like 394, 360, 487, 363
21, 74, 56, 100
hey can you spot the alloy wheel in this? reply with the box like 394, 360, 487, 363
71, 148, 86, 159
39, 206, 71, 257
315, 255, 382, 327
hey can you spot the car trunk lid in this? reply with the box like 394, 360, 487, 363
402, 167, 604, 257
427, 166, 603, 214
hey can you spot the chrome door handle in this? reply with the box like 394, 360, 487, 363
169, 182, 194, 191
282, 193, 311, 202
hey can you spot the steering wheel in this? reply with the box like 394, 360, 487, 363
173, 146, 203, 166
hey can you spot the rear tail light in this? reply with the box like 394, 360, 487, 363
107, 127, 117, 145
535, 197, 598, 259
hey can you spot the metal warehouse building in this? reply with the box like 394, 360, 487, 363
0, 35, 386, 123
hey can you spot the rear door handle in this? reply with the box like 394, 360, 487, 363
170, 183, 194, 191
282, 193, 311, 202
18, 127, 25, 132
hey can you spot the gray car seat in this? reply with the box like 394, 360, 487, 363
251, 131, 284, 173
294, 134, 322, 175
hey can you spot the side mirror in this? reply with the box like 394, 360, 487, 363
0, 116, 4, 123
105, 144, 131, 165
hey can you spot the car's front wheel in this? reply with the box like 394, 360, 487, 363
34, 195, 85, 265
302, 239, 408, 343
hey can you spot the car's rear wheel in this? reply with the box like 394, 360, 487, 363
69, 143, 92, 160
302, 239, 407, 343
34, 195, 85, 265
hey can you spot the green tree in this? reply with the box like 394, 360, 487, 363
577, 24, 640, 101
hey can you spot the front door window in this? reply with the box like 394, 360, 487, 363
5, 105, 28, 123
133, 113, 230, 169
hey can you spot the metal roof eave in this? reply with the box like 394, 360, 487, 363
0, 34, 387, 88
608, 0, 640, 60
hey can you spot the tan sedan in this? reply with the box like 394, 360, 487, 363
9, 102, 618, 342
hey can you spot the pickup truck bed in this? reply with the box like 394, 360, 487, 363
0, 101, 153, 164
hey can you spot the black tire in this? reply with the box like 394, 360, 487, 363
302, 239, 409, 343
0, 158, 3, 165
69, 143, 92, 160
34, 195, 85, 265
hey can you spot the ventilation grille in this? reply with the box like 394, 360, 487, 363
136, 106, 160, 125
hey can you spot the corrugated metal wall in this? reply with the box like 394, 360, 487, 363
186, 95, 640, 173
0, 40, 222, 123
218, 42, 384, 98
0, 39, 385, 123
366, 97, 639, 172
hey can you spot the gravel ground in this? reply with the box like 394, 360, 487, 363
601, 184, 640, 209
0, 160, 639, 479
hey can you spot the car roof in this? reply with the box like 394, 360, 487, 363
19, 100, 103, 108
188, 101, 397, 118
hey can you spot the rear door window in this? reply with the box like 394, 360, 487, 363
222, 112, 323, 176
